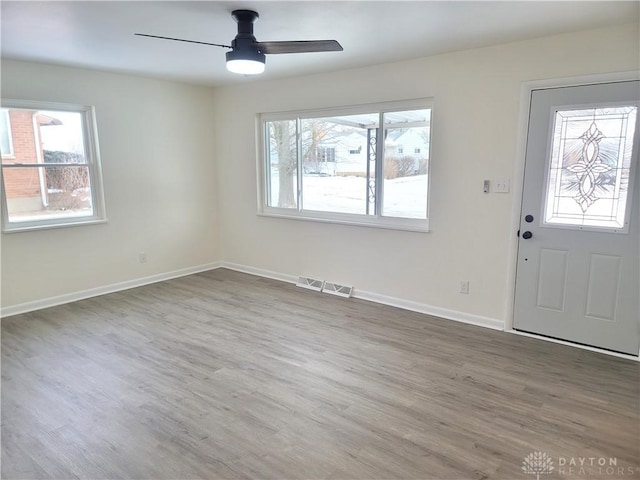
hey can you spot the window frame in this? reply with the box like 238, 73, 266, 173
257, 98, 432, 232
1, 99, 107, 233
1, 110, 15, 158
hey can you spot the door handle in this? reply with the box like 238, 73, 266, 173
522, 231, 533, 239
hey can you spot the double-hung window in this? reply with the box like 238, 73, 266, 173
1, 100, 106, 232
259, 99, 432, 231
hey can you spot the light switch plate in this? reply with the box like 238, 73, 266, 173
494, 178, 510, 193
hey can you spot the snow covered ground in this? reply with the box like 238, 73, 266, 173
270, 172, 428, 219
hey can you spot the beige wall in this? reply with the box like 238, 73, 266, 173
212, 23, 639, 323
1, 60, 219, 307
1, 23, 638, 323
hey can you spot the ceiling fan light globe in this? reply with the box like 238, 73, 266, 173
226, 48, 266, 75
226, 59, 265, 75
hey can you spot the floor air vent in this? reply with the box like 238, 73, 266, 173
322, 282, 353, 298
296, 276, 324, 292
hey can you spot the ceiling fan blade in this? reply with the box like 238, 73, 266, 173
135, 33, 231, 49
255, 40, 343, 55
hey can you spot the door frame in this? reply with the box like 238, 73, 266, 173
505, 70, 640, 359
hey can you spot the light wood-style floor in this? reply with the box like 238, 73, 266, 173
2, 269, 639, 480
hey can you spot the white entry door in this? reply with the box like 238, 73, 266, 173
514, 80, 640, 356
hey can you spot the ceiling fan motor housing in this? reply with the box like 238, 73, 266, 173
226, 10, 266, 65
232, 10, 259, 36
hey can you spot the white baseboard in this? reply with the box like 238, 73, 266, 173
2, 259, 503, 333
220, 262, 504, 332
1, 261, 223, 318
221, 262, 299, 284
353, 289, 504, 331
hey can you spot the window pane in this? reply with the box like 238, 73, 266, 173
301, 114, 378, 215
266, 119, 297, 209
382, 109, 430, 219
40, 110, 86, 160
3, 165, 93, 222
544, 106, 637, 230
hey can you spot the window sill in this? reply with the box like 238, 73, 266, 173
258, 209, 429, 233
2, 217, 108, 233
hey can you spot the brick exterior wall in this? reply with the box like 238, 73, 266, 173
2, 110, 42, 199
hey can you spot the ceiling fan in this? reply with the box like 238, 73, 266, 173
135, 9, 343, 75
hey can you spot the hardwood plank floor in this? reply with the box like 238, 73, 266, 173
2, 268, 638, 479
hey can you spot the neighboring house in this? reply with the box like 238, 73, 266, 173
307, 130, 368, 176
309, 128, 429, 177
384, 129, 429, 173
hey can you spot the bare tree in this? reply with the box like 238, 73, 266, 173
270, 121, 297, 208
270, 119, 338, 207
44, 150, 90, 210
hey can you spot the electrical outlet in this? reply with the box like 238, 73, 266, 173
139, 252, 147, 263
460, 280, 469, 294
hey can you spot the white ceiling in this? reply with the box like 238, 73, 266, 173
1, 1, 637, 87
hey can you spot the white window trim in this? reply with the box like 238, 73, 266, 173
256, 98, 432, 232
1, 99, 107, 233
1, 110, 15, 157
